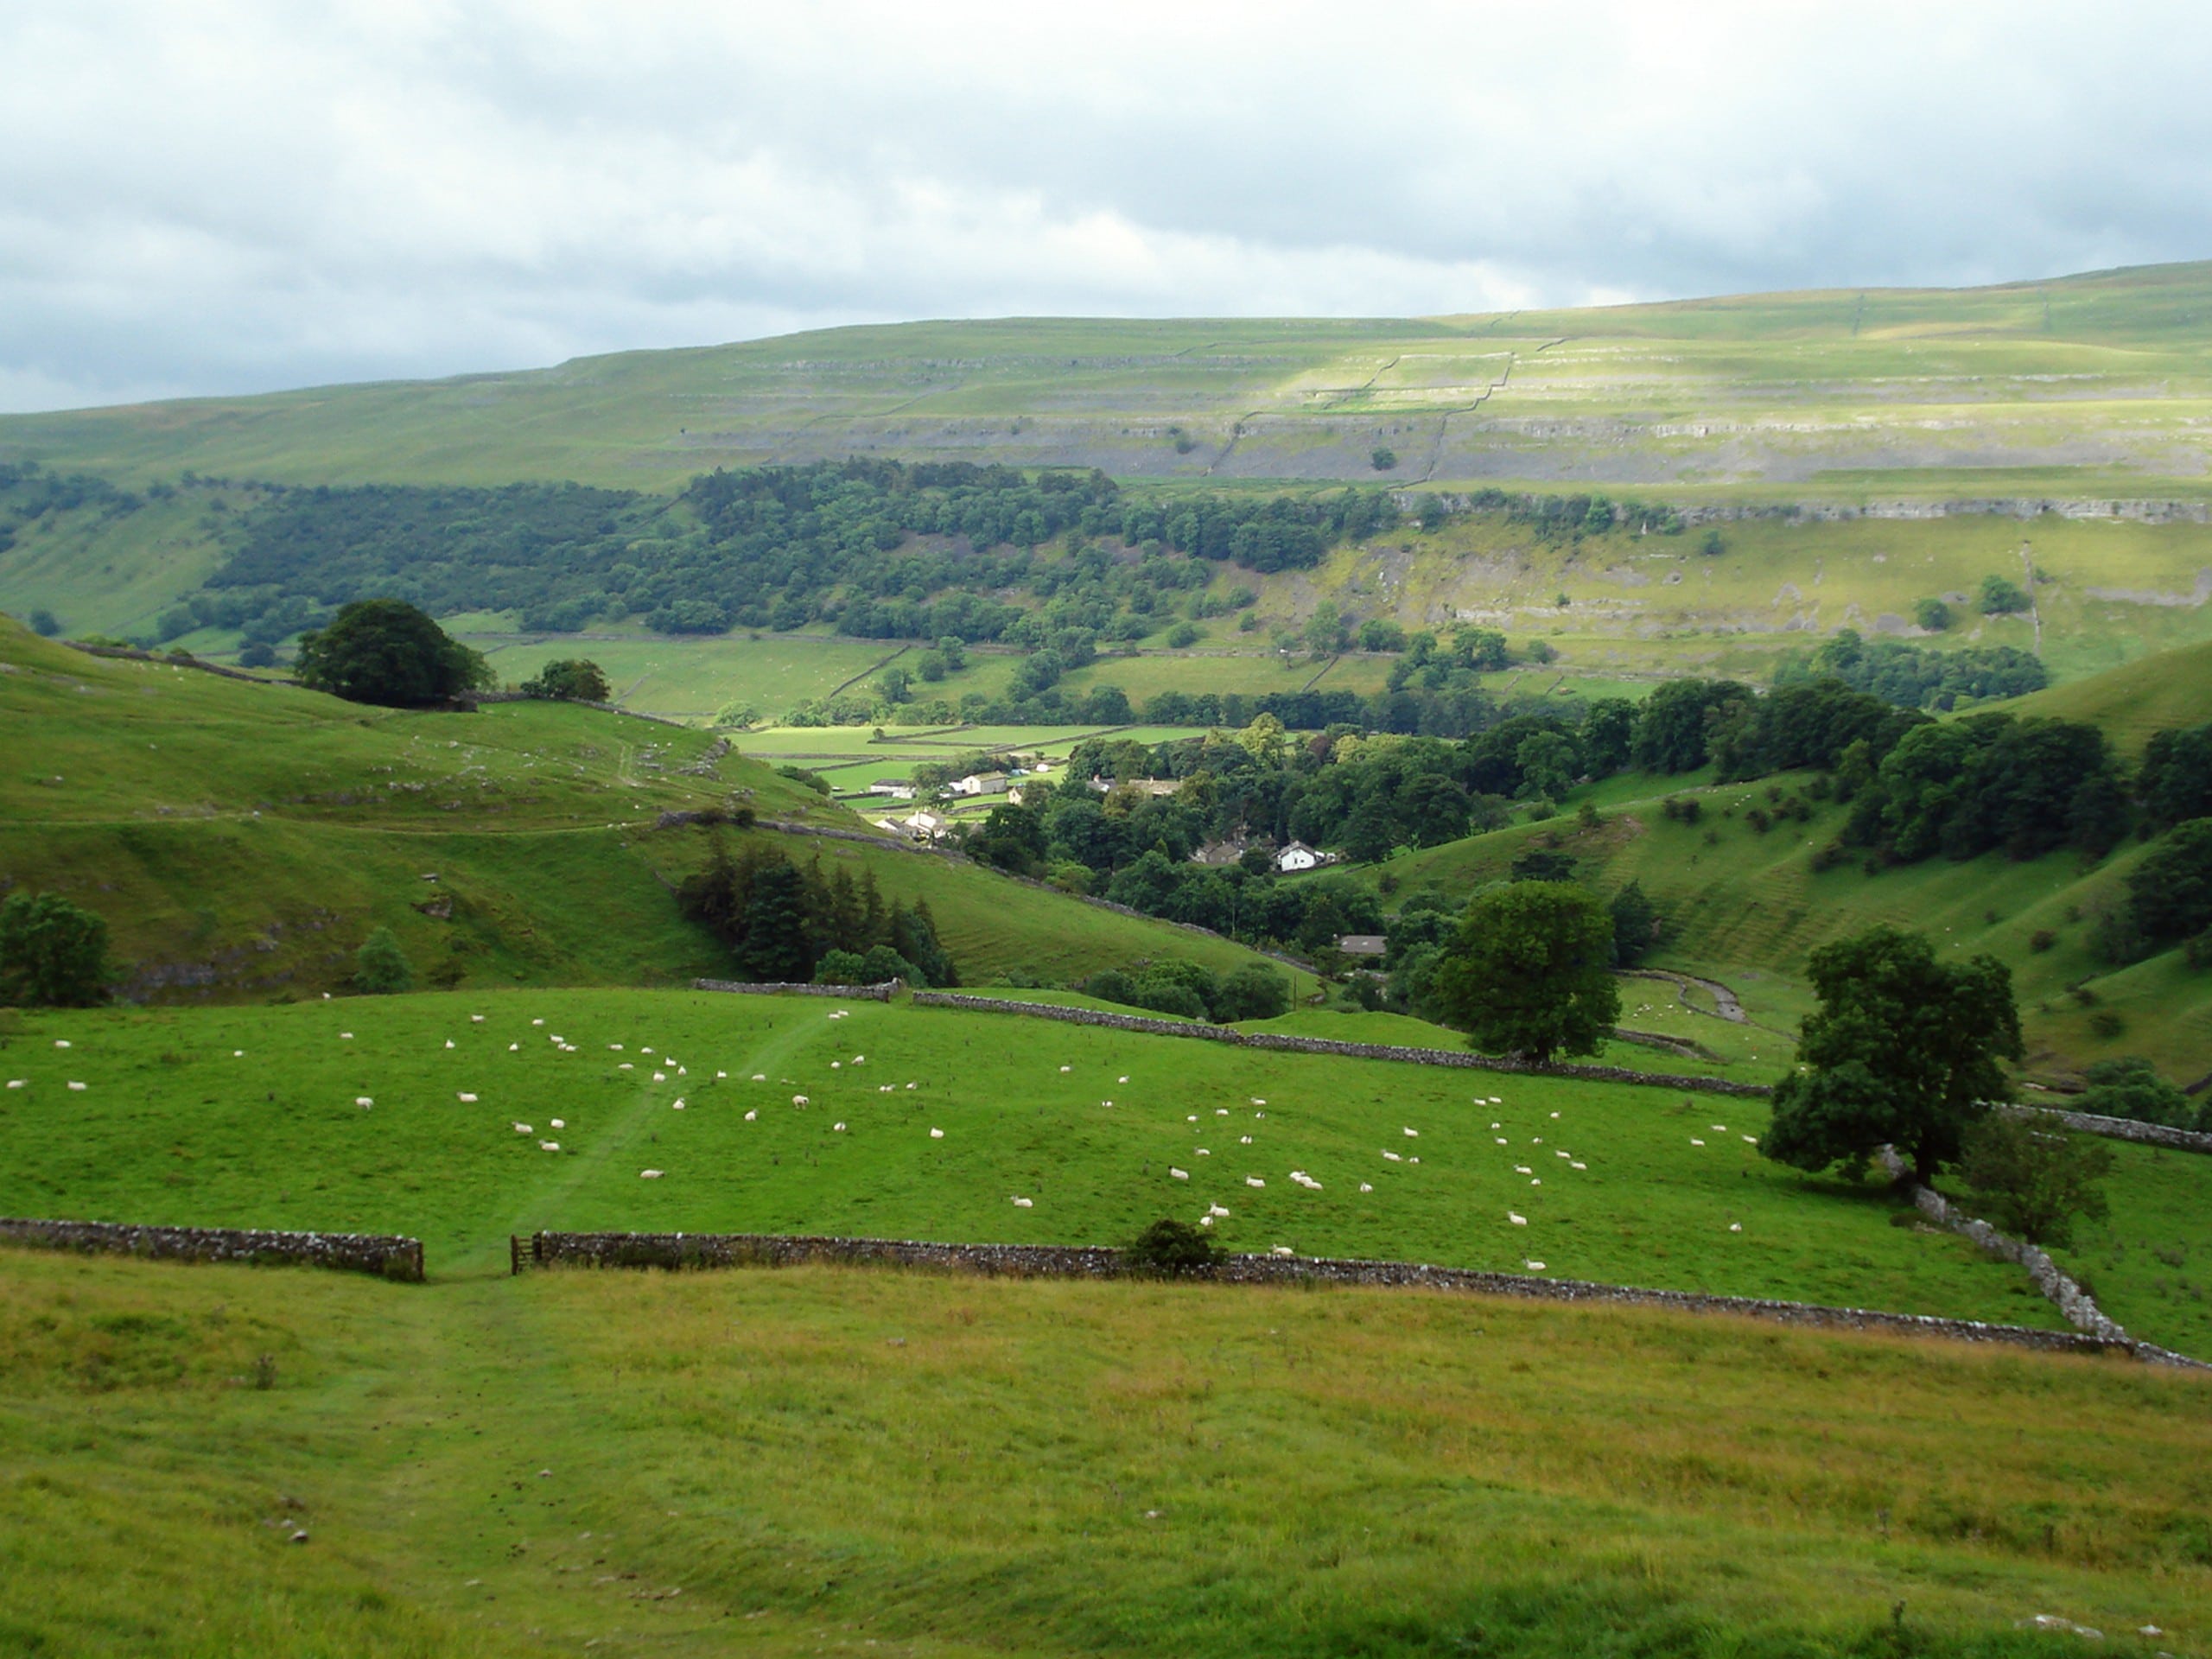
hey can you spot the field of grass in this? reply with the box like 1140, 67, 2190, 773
7, 1246, 2209, 1659
0, 989, 2106, 1334
470, 632, 910, 721
0, 620, 1304, 1001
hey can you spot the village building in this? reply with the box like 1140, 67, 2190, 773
1274, 840, 1333, 874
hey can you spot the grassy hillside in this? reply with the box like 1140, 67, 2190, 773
8, 1249, 2208, 1659
10, 263, 2212, 497
0, 620, 1304, 1000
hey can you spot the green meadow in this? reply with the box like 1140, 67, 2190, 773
7, 1245, 2209, 1659
0, 988, 2160, 1338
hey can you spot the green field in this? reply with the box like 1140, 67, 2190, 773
8, 1245, 2209, 1659
0, 988, 2160, 1341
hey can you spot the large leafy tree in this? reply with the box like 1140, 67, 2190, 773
1761, 925, 2021, 1185
1429, 881, 1620, 1064
0, 892, 110, 1007
294, 598, 493, 708
521, 658, 611, 702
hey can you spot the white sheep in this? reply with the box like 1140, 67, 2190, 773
1524, 1260, 1547, 1271
471, 1014, 485, 1023
1690, 1138, 1706, 1147
1571, 1161, 1586, 1170
833, 1122, 847, 1132
1170, 1167, 1189, 1180
1509, 1212, 1527, 1225
444, 1040, 454, 1050
1729, 1223, 1743, 1233
744, 1109, 757, 1122
930, 1128, 944, 1139
539, 1141, 560, 1152
355, 1096, 373, 1109
1011, 1196, 1033, 1208
457, 1091, 478, 1103
1358, 1182, 1373, 1192
1245, 1176, 1265, 1188
54, 1039, 70, 1049
513, 1122, 532, 1135
639, 1169, 664, 1179
792, 1094, 809, 1106
67, 1081, 86, 1092
550, 1118, 564, 1129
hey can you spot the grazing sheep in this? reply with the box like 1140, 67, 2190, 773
1525, 1260, 1546, 1271
67, 1081, 86, 1092
1729, 1222, 1743, 1232
1571, 1161, 1586, 1170
513, 1122, 532, 1134
355, 1096, 373, 1109
744, 1110, 757, 1122
1690, 1138, 1706, 1147
550, 1118, 564, 1129
752, 1073, 766, 1081
639, 1169, 664, 1179
1270, 1246, 1294, 1258
340, 1032, 353, 1039
1509, 1212, 1527, 1225
444, 1040, 455, 1050
1245, 1176, 1265, 1188
471, 1014, 485, 1023
508, 1043, 519, 1052
1011, 1196, 1033, 1208
1358, 1182, 1373, 1192
929, 1128, 944, 1139
792, 1094, 809, 1106
539, 1141, 560, 1152
4, 1081, 22, 1090
833, 1122, 847, 1132
54, 1040, 70, 1049
457, 1092, 478, 1103
1170, 1167, 1189, 1180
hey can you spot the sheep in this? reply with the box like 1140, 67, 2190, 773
1058, 1065, 1071, 1073
550, 1118, 564, 1129
539, 1141, 560, 1152
356, 1096, 374, 1109
4, 1081, 21, 1090
1358, 1182, 1373, 1193
639, 1169, 664, 1179
1742, 1135, 1758, 1144
54, 1040, 70, 1049
532, 1019, 544, 1027
652, 1071, 666, 1082
1403, 1128, 1419, 1137
1215, 1108, 1228, 1116
1270, 1245, 1294, 1258
609, 1044, 623, 1051
471, 1014, 485, 1023
852, 1055, 865, 1065
716, 1071, 728, 1079
752, 1073, 766, 1081
1119, 1075, 1129, 1083
1245, 1176, 1266, 1188
930, 1128, 944, 1139
1239, 1135, 1252, 1145
457, 1092, 478, 1103
1011, 1196, 1033, 1208
833, 1122, 847, 1132
1690, 1138, 1706, 1147
1508, 1212, 1527, 1225
340, 1032, 353, 1039
508, 1043, 520, 1052
1170, 1167, 1189, 1180
830, 1062, 841, 1070
67, 1081, 86, 1092
1207, 1204, 1230, 1217
1570, 1161, 1586, 1170
1195, 1148, 1210, 1157
513, 1122, 532, 1135
1382, 1151, 1402, 1162
619, 1063, 633, 1071
1556, 1150, 1571, 1159
1515, 1165, 1532, 1175
792, 1094, 809, 1106
671, 1099, 686, 1111
233, 1051, 245, 1058
444, 1040, 455, 1050
1729, 1222, 1744, 1233
1524, 1260, 1547, 1271
745, 1109, 757, 1122
1711, 1124, 1728, 1133
1198, 1215, 1214, 1228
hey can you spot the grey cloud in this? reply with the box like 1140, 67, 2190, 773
5, 0, 2212, 412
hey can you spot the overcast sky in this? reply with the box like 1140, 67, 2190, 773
5, 0, 2211, 413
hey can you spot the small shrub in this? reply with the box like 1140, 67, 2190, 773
0, 892, 111, 1007
1959, 1112, 2113, 1248
353, 926, 416, 995
2186, 930, 2212, 969
1370, 447, 1397, 472
1166, 622, 1201, 649
1524, 798, 1557, 823
1915, 598, 1954, 632
2088, 1009, 2126, 1039
1576, 800, 1602, 830
2029, 929, 2057, 953
1808, 842, 1849, 874
1123, 1218, 1220, 1277
1745, 807, 1772, 834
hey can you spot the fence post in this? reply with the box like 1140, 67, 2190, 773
509, 1234, 520, 1276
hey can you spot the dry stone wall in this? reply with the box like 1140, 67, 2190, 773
519, 1228, 2187, 1363
0, 1217, 424, 1281
692, 978, 895, 1000
907, 991, 1774, 1097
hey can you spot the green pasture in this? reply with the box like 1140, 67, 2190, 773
0, 989, 2114, 1335
6, 1250, 2208, 1659
470, 631, 906, 721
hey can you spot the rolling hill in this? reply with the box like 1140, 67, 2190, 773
5, 262, 2212, 499
0, 618, 1307, 1002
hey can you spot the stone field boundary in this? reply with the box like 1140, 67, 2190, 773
0, 1217, 425, 1281
514, 1228, 2203, 1368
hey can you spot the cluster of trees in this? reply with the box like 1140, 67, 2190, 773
518, 658, 611, 702
1078, 958, 1294, 1022
173, 461, 1402, 655
0, 892, 111, 1006
1773, 629, 2047, 709
293, 600, 494, 708
676, 840, 957, 987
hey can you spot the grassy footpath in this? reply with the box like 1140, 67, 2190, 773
3, 1248, 2209, 1657
0, 989, 2134, 1337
